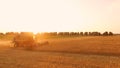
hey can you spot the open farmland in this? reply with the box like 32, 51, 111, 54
0, 36, 120, 68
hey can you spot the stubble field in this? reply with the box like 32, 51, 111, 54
0, 36, 120, 68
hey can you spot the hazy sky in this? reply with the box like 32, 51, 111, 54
0, 0, 120, 33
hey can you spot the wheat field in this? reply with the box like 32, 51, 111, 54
0, 36, 120, 68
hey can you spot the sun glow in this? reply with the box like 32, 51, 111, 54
0, 0, 120, 33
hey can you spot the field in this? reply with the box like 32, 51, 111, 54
0, 36, 120, 68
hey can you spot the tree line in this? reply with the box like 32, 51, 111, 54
0, 31, 114, 36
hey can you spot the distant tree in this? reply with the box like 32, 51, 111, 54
51, 32, 57, 36
6, 32, 14, 35
79, 32, 83, 36
58, 32, 64, 36
98, 32, 101, 36
109, 32, 113, 36
0, 33, 4, 39
63, 32, 69, 36
89, 32, 92, 36
84, 32, 88, 36
103, 31, 109, 36
43, 32, 49, 36
0, 33, 4, 35
69, 32, 74, 36
91, 32, 101, 36
75, 32, 79, 36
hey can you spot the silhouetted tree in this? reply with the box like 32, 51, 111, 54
58, 32, 64, 36
103, 31, 109, 36
6, 32, 14, 35
84, 32, 88, 36
0, 33, 4, 35
74, 32, 79, 36
63, 32, 69, 36
79, 32, 83, 36
98, 32, 101, 36
69, 32, 75, 36
89, 32, 92, 36
47, 32, 57, 36
91, 32, 101, 36
109, 32, 113, 36
52, 32, 57, 36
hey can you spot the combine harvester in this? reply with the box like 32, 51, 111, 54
12, 32, 49, 49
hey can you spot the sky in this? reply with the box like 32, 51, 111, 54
0, 0, 120, 33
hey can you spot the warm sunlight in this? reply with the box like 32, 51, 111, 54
0, 0, 120, 68
0, 0, 120, 33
